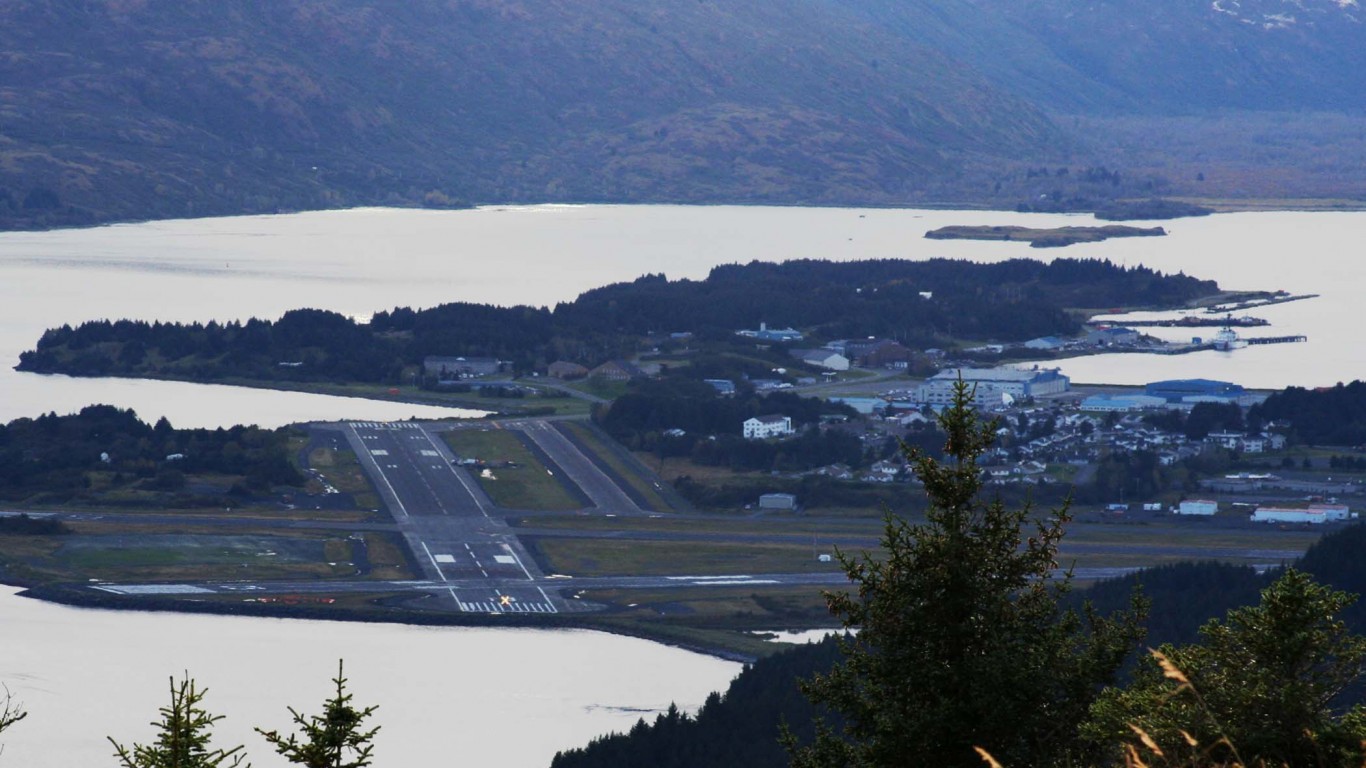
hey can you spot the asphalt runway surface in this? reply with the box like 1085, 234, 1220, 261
345, 421, 558, 613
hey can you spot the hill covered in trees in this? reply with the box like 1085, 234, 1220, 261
1250, 381, 1366, 446
3, 0, 1366, 229
0, 405, 303, 505
15, 257, 1218, 385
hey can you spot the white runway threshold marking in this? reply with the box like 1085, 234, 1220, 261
433, 554, 456, 564
95, 584, 215, 595
493, 555, 516, 565
369, 449, 389, 456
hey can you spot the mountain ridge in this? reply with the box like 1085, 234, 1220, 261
0, 0, 1363, 228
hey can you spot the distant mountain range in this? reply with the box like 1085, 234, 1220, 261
1, 0, 1363, 228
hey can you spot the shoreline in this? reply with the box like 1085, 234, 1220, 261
9, 580, 767, 663
4, 198, 1366, 237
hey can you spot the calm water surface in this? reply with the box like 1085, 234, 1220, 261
0, 586, 739, 768
1, 206, 1356, 425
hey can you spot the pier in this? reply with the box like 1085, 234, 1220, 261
1246, 335, 1308, 345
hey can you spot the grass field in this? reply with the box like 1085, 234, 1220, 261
306, 445, 382, 513
529, 536, 848, 577
441, 428, 583, 511
0, 518, 417, 584
580, 585, 840, 658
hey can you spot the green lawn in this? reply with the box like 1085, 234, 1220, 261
441, 428, 583, 511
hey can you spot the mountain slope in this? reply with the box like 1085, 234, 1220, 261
0, 0, 1067, 226
2, 0, 1364, 228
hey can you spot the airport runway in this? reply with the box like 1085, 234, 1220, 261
344, 421, 559, 614
90, 566, 1155, 601
509, 421, 648, 515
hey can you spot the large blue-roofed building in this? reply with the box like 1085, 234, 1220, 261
1144, 379, 1246, 404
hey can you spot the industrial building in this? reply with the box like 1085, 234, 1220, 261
758, 493, 798, 511
919, 367, 1070, 407
1250, 503, 1353, 524
1080, 394, 1169, 412
1144, 379, 1246, 404
1177, 499, 1218, 516
424, 356, 504, 380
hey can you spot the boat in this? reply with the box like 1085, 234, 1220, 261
1212, 317, 1248, 351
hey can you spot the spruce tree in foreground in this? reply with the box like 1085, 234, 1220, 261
109, 674, 247, 768
1085, 568, 1366, 766
786, 380, 1146, 768
256, 661, 379, 768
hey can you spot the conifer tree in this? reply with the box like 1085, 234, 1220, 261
256, 661, 379, 768
786, 379, 1145, 768
1085, 568, 1366, 766
109, 674, 247, 768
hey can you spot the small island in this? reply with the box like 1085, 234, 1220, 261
924, 224, 1166, 248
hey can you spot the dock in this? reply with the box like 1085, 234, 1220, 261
1246, 335, 1308, 345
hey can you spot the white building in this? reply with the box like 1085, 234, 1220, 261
794, 349, 850, 371
1250, 503, 1352, 524
743, 414, 795, 440
758, 493, 798, 510
918, 367, 1070, 407
1177, 499, 1218, 516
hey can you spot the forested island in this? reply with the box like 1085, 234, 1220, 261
16, 257, 1218, 388
924, 224, 1166, 248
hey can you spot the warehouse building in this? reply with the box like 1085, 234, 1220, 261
1177, 499, 1218, 516
919, 367, 1070, 407
1250, 503, 1353, 524
1144, 379, 1246, 404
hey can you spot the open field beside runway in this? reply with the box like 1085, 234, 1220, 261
440, 427, 583, 511
303, 442, 383, 512
525, 536, 849, 577
0, 518, 414, 584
